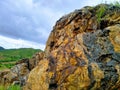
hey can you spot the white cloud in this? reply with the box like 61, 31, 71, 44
0, 35, 45, 50
0, 0, 64, 44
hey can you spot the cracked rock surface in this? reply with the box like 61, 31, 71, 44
24, 4, 120, 90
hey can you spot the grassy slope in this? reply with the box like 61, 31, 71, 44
0, 48, 41, 70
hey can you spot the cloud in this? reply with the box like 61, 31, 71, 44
0, 0, 63, 44
0, 0, 118, 49
0, 35, 45, 50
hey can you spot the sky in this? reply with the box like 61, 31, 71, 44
0, 0, 119, 50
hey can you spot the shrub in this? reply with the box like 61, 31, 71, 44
96, 4, 106, 23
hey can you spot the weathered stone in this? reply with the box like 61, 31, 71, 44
0, 70, 10, 84
23, 60, 49, 90
3, 63, 29, 86
0, 52, 44, 86
29, 52, 45, 70
23, 4, 120, 90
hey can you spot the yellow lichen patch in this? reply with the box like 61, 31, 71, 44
110, 65, 120, 89
75, 51, 82, 57
109, 13, 120, 23
55, 72, 61, 84
24, 60, 49, 90
48, 72, 54, 79
64, 46, 71, 53
56, 55, 67, 71
64, 26, 73, 37
91, 63, 104, 81
115, 65, 120, 75
88, 17, 97, 30
115, 65, 120, 82
106, 25, 120, 52
51, 50, 58, 57
90, 62, 104, 89
56, 36, 64, 46
67, 85, 77, 90
63, 38, 69, 45
66, 66, 90, 89
70, 58, 77, 66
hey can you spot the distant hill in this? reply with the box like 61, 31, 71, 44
0, 48, 42, 69
0, 46, 5, 50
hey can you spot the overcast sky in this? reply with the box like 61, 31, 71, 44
0, 0, 119, 50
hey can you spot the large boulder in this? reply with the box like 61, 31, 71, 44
24, 4, 120, 90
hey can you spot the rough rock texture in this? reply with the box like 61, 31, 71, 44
0, 70, 10, 84
24, 4, 120, 90
0, 52, 43, 86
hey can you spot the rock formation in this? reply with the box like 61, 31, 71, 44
0, 52, 43, 86
23, 4, 120, 90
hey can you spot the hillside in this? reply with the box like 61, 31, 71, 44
0, 48, 42, 70
0, 46, 5, 50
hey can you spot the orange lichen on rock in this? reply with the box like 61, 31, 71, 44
24, 4, 120, 90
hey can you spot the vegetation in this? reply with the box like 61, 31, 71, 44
0, 85, 21, 90
7, 85, 21, 90
110, 1, 120, 8
0, 48, 41, 70
96, 4, 106, 23
0, 63, 15, 70
96, 1, 120, 24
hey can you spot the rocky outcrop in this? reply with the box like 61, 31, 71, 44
23, 4, 120, 90
0, 70, 10, 84
0, 52, 44, 86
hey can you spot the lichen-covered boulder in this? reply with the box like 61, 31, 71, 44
24, 4, 120, 90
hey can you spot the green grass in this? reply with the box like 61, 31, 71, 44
0, 48, 42, 70
0, 85, 7, 90
0, 85, 21, 90
96, 4, 106, 23
7, 85, 21, 90
0, 63, 15, 69
96, 1, 120, 25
